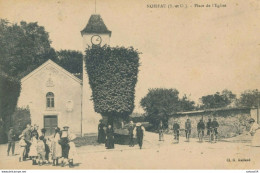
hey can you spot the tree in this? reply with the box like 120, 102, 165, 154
200, 90, 236, 109
56, 50, 83, 74
0, 19, 57, 78
85, 46, 140, 125
237, 89, 260, 108
11, 107, 31, 139
179, 94, 196, 112
140, 88, 195, 126
0, 71, 21, 143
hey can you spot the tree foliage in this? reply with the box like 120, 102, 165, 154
237, 89, 260, 108
200, 89, 236, 109
11, 107, 31, 140
0, 19, 57, 78
0, 71, 21, 143
85, 46, 140, 123
56, 50, 83, 74
140, 88, 195, 126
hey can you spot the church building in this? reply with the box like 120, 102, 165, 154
17, 14, 112, 136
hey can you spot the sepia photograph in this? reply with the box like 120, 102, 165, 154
0, 0, 260, 170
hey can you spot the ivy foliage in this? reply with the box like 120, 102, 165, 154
85, 46, 140, 120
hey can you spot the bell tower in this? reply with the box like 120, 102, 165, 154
81, 14, 112, 134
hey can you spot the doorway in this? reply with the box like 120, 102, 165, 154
44, 115, 57, 136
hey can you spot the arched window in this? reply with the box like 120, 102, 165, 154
46, 92, 54, 108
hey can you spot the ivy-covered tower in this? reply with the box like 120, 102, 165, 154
81, 14, 112, 134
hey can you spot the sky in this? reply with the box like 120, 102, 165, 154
0, 0, 260, 112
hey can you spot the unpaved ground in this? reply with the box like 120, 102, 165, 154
0, 132, 259, 169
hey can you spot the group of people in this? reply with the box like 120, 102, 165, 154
159, 118, 220, 143
7, 124, 77, 167
98, 120, 146, 149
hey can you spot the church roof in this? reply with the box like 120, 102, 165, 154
21, 59, 82, 84
81, 14, 111, 36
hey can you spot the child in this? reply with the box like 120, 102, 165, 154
37, 136, 46, 166
18, 134, 27, 162
68, 134, 77, 168
51, 127, 62, 166
29, 133, 38, 165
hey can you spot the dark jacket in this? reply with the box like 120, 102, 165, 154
197, 121, 205, 130
8, 130, 15, 142
22, 128, 31, 142
206, 121, 213, 129
212, 120, 219, 129
185, 121, 191, 130
173, 123, 180, 131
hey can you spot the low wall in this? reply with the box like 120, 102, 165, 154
168, 108, 252, 139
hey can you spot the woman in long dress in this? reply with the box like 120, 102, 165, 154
249, 118, 260, 147
105, 125, 114, 149
29, 133, 38, 165
98, 120, 106, 143
51, 127, 62, 166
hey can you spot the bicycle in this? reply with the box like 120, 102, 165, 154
185, 129, 190, 142
198, 129, 204, 142
209, 128, 216, 143
173, 130, 180, 143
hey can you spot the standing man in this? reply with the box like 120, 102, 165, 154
185, 118, 191, 142
128, 121, 135, 147
207, 118, 213, 142
7, 127, 16, 156
134, 123, 145, 149
173, 120, 180, 143
158, 121, 164, 141
197, 119, 205, 142
22, 124, 32, 159
212, 118, 219, 141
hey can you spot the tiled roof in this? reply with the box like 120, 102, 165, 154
81, 14, 111, 36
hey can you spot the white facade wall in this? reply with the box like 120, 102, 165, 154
17, 61, 82, 136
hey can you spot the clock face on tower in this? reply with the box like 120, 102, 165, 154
91, 35, 102, 45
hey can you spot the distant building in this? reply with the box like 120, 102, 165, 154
17, 14, 112, 136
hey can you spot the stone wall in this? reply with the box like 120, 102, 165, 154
168, 108, 252, 139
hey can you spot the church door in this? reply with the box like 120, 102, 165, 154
44, 115, 58, 136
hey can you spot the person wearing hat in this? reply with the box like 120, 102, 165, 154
60, 125, 70, 167
212, 117, 219, 141
105, 124, 115, 149
51, 127, 62, 166
197, 118, 205, 142
98, 119, 106, 143
185, 118, 191, 142
158, 120, 164, 141
22, 124, 32, 159
206, 118, 213, 136
18, 134, 27, 162
248, 118, 260, 147
68, 134, 77, 168
31, 124, 39, 140
134, 123, 145, 149
173, 120, 180, 143
128, 121, 135, 147
7, 127, 16, 156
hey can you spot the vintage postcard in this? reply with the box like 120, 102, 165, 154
0, 0, 259, 170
